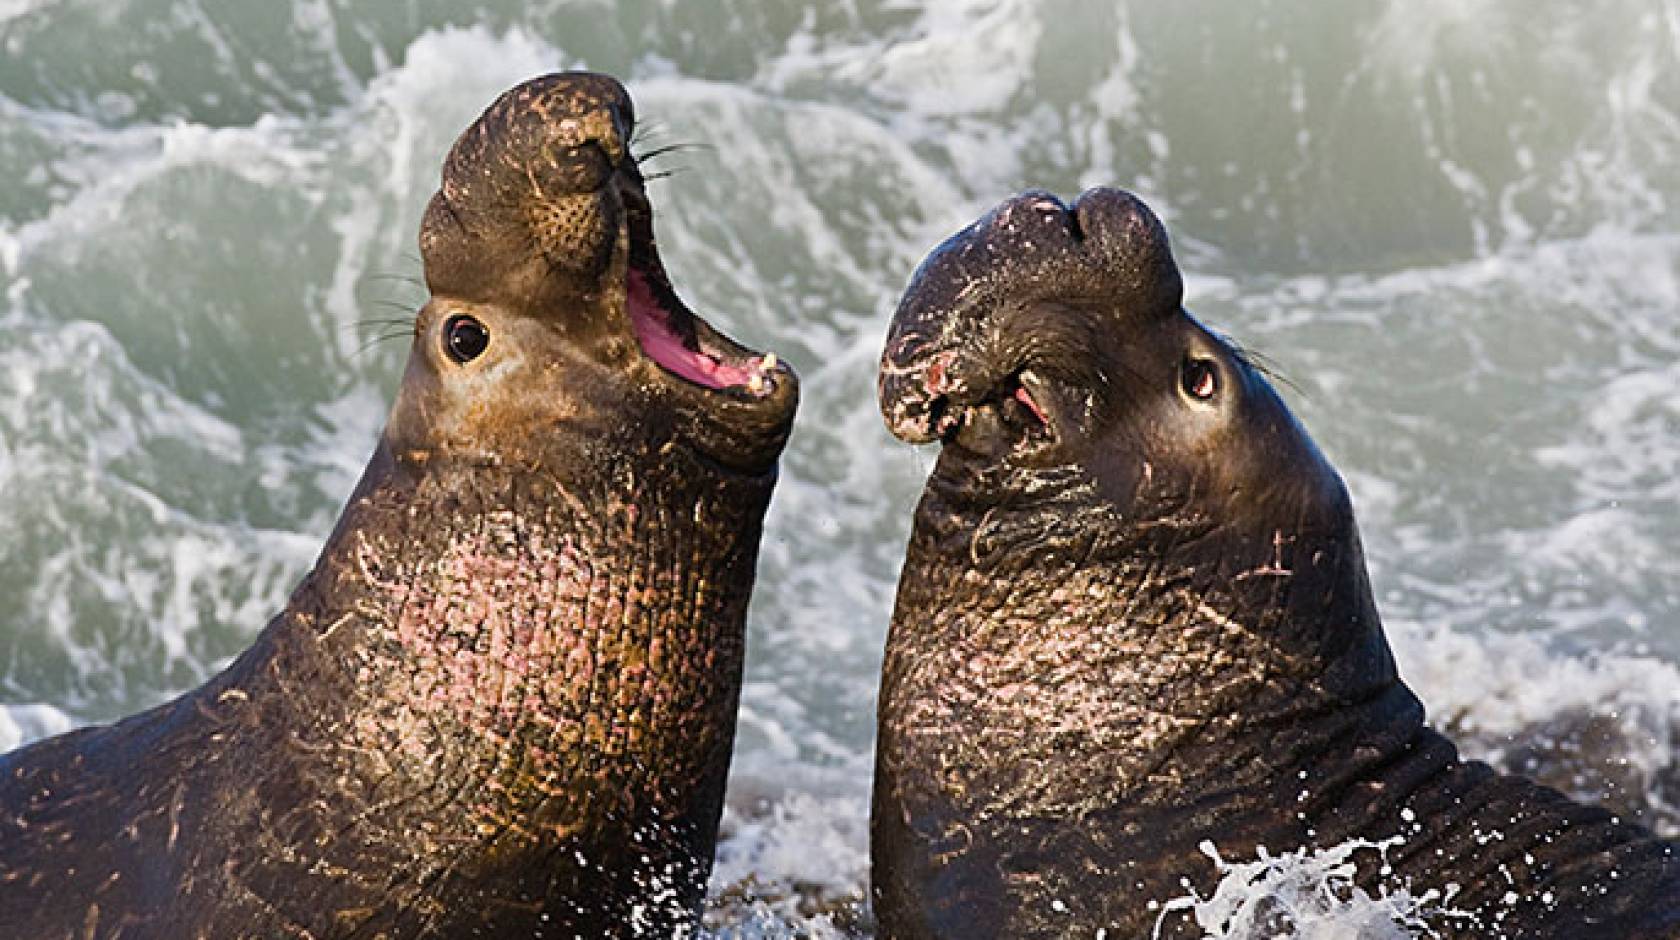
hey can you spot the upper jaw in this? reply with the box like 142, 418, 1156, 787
619, 178, 788, 396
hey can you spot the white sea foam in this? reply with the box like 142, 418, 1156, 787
1394, 616, 1680, 736
1153, 839, 1467, 940
0, 308, 325, 714
704, 752, 872, 938
0, 230, 18, 278
0, 702, 74, 754
4, 112, 322, 273
851, 0, 1044, 118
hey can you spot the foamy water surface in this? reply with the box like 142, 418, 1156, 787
3, 1, 1679, 935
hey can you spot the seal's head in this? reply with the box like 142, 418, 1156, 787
881, 187, 1344, 546
391, 72, 796, 474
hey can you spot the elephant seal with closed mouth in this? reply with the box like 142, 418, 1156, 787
871, 187, 1680, 938
0, 71, 796, 939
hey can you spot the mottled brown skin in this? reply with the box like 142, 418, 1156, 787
0, 72, 797, 939
871, 188, 1680, 939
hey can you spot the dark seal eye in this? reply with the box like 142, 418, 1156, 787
443, 314, 489, 364
1182, 358, 1218, 401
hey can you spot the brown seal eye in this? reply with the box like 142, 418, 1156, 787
443, 314, 489, 364
1182, 358, 1218, 401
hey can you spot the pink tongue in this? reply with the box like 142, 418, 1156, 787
1015, 385, 1049, 424
627, 270, 757, 389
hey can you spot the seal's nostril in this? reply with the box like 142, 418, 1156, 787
927, 396, 952, 439
1066, 209, 1085, 244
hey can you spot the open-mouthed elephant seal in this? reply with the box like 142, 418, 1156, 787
0, 71, 796, 939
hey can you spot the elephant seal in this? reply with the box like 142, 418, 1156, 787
0, 72, 796, 939
871, 188, 1680, 938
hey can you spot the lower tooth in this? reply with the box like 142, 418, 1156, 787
747, 374, 766, 393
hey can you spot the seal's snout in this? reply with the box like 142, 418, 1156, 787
879, 335, 961, 444
475, 71, 635, 194
418, 71, 642, 308
879, 187, 1183, 446
878, 190, 1070, 445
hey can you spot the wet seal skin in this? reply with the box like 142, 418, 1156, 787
0, 72, 796, 939
871, 188, 1680, 938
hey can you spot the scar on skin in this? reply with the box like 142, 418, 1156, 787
930, 822, 975, 866
1235, 530, 1295, 581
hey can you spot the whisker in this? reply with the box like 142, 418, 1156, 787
630, 120, 669, 148
642, 168, 692, 183
347, 316, 417, 333
634, 142, 714, 165
364, 273, 426, 287
1228, 341, 1304, 398
352, 331, 413, 358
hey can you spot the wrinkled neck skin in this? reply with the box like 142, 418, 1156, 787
874, 448, 1679, 939
233, 427, 772, 933
883, 446, 1401, 817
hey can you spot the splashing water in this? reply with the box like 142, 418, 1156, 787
1152, 839, 1472, 940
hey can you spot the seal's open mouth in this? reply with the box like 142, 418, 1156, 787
622, 185, 779, 396
949, 370, 1061, 456
999, 372, 1054, 440
882, 345, 1058, 454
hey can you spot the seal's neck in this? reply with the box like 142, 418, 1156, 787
227, 438, 771, 903
882, 473, 1409, 814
